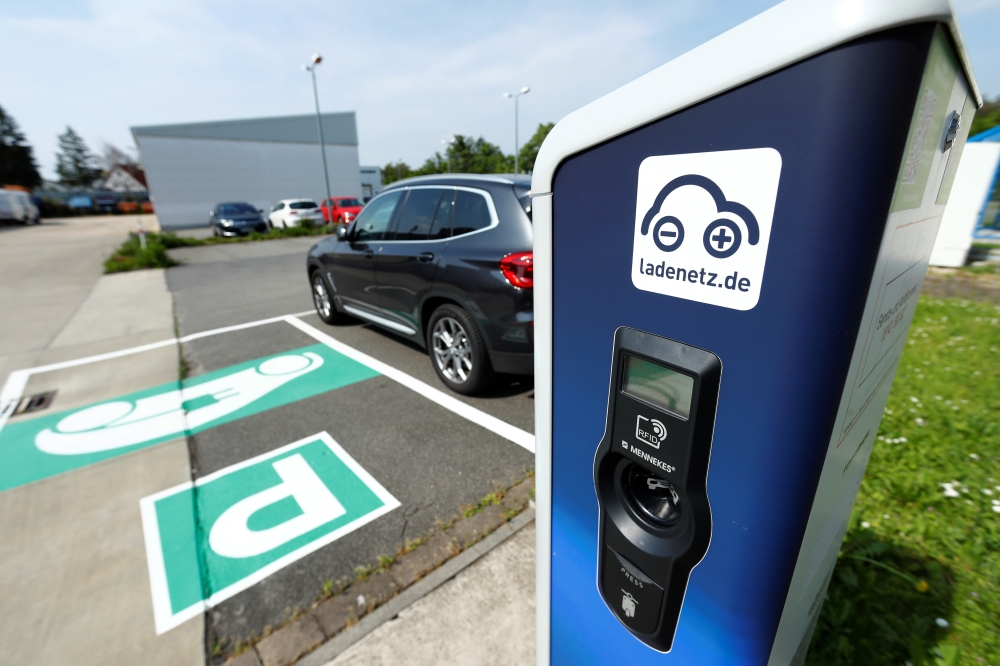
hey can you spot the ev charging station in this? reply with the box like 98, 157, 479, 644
530, 1, 980, 664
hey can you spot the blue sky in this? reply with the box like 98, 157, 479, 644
1, 0, 998, 180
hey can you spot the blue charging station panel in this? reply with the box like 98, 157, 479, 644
531, 2, 979, 664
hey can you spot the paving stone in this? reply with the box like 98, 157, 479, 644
350, 570, 399, 615
255, 615, 324, 666
313, 591, 358, 637
389, 530, 460, 588
501, 478, 534, 511
448, 504, 506, 548
224, 648, 262, 666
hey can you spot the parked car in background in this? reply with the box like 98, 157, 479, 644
320, 197, 364, 224
306, 174, 533, 394
209, 202, 267, 237
270, 199, 324, 229
94, 194, 118, 213
0, 190, 40, 224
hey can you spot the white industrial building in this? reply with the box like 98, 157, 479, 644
132, 113, 362, 230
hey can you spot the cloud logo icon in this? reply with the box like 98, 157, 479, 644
639, 174, 760, 259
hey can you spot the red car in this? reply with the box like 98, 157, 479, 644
320, 197, 364, 224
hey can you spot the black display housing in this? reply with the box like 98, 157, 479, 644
593, 327, 721, 652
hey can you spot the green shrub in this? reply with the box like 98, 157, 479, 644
103, 233, 177, 273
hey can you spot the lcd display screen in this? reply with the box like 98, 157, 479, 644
622, 355, 694, 418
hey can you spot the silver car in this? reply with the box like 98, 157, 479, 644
0, 190, 40, 224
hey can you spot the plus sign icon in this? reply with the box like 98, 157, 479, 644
631, 148, 782, 311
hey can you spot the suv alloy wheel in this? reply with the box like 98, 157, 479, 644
311, 272, 348, 325
427, 304, 495, 394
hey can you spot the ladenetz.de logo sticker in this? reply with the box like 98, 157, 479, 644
631, 148, 782, 310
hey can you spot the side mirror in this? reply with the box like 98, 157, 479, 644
336, 225, 348, 240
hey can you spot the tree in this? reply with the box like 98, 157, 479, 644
55, 126, 102, 188
445, 135, 513, 174
382, 160, 414, 185
100, 142, 140, 172
0, 104, 42, 189
518, 122, 554, 175
971, 97, 1000, 137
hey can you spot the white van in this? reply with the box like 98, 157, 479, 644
0, 190, 40, 224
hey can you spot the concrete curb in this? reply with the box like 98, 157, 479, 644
294, 508, 535, 666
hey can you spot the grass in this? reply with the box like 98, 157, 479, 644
957, 263, 1000, 275
103, 223, 335, 273
103, 233, 178, 273
807, 296, 1000, 666
462, 490, 504, 518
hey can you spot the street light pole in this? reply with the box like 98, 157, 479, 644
503, 86, 530, 174
441, 137, 455, 173
304, 53, 332, 217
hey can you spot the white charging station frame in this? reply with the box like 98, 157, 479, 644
531, 1, 979, 663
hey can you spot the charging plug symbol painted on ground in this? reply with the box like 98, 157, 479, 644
35, 353, 324, 455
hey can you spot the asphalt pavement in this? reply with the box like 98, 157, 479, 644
165, 236, 535, 649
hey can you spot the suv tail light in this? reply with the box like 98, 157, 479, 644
500, 251, 533, 289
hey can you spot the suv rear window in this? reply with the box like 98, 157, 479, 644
452, 190, 493, 236
290, 201, 318, 209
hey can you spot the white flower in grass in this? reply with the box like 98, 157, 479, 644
941, 482, 961, 498
969, 453, 980, 460
861, 521, 871, 528
910, 397, 920, 403
916, 418, 926, 426
936, 618, 950, 628
982, 488, 993, 495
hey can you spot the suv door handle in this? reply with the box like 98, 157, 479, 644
417, 252, 434, 263
363, 249, 374, 259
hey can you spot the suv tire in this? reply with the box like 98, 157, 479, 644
427, 304, 495, 395
311, 271, 350, 325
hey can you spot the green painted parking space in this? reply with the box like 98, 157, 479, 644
0, 344, 379, 492
140, 432, 399, 633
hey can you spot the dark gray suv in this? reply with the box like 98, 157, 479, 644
306, 174, 533, 394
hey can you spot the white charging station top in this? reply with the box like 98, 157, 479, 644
530, 0, 981, 196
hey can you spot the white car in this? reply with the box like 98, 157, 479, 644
0, 190, 40, 224
268, 199, 323, 229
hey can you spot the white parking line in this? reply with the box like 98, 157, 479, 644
0, 310, 536, 454
284, 316, 536, 453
